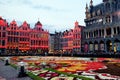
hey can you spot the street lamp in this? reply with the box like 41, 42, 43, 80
18, 61, 27, 77
5, 57, 10, 66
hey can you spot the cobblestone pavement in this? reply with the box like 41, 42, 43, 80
0, 60, 33, 80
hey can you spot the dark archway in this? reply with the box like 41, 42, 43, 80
100, 40, 105, 51
89, 41, 93, 52
84, 42, 88, 53
106, 40, 112, 52
94, 41, 99, 51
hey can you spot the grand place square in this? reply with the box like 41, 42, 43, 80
0, 0, 120, 80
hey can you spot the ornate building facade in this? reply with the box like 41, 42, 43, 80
19, 21, 31, 53
62, 29, 73, 53
0, 17, 8, 53
30, 21, 49, 53
54, 32, 63, 54
73, 21, 84, 53
7, 20, 19, 53
49, 34, 55, 53
0, 16, 49, 54
53, 21, 84, 54
84, 0, 120, 53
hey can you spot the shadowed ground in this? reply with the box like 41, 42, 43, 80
0, 60, 32, 80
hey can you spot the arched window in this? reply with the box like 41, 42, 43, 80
118, 3, 120, 10
106, 3, 110, 12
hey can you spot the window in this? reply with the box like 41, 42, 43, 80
20, 33, 22, 36
102, 29, 104, 36
114, 28, 116, 34
14, 38, 15, 42
8, 31, 10, 35
8, 37, 11, 42
2, 32, 6, 37
14, 32, 16, 35
3, 27, 6, 30
106, 3, 110, 12
2, 40, 5, 46
11, 31, 13, 35
20, 38, 21, 41
17, 32, 19, 35
118, 3, 120, 10
99, 30, 101, 37
106, 28, 111, 35
112, 2, 115, 11
11, 27, 13, 30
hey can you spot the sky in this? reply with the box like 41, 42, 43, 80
0, 0, 102, 33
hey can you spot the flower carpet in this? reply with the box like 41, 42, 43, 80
8, 56, 120, 80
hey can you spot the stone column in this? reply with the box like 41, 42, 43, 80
111, 27, 114, 38
104, 28, 106, 38
86, 32, 87, 39
88, 43, 90, 53
98, 30, 100, 37
110, 15, 112, 23
116, 27, 118, 35
98, 42, 100, 51
88, 32, 89, 38
93, 31, 94, 38
104, 41, 107, 53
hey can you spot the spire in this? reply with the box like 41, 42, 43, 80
35, 18, 42, 28
75, 20, 79, 27
22, 21, 28, 27
0, 16, 2, 19
90, 0, 93, 7
10, 19, 17, 25
0, 17, 6, 26
85, 3, 89, 19
85, 3, 88, 12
